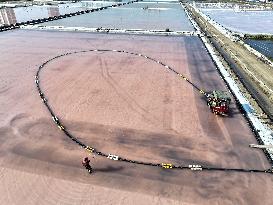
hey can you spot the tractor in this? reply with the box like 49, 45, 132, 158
206, 90, 231, 116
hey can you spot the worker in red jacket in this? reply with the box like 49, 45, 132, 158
82, 157, 93, 173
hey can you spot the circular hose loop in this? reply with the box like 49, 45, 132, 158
35, 49, 273, 174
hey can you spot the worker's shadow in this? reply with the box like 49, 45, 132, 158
226, 107, 241, 118
94, 165, 124, 173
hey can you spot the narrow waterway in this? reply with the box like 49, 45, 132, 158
244, 39, 273, 61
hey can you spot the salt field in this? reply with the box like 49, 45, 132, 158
39, 2, 194, 31
0, 1, 117, 26
1, 29, 272, 205
0, 1, 194, 31
201, 9, 273, 34
1, 0, 273, 204
122, 1, 182, 8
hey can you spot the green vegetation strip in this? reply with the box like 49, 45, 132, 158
244, 34, 273, 40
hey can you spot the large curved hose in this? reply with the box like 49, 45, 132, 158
35, 49, 273, 174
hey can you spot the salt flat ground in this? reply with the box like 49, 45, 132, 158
201, 8, 273, 34
0, 30, 272, 205
40, 2, 194, 31
0, 1, 118, 25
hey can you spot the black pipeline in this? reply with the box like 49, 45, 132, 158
0, 0, 142, 33
35, 49, 273, 175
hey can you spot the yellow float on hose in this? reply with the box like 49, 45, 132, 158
85, 146, 95, 153
162, 163, 173, 169
58, 125, 65, 130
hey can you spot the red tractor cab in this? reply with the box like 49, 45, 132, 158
207, 90, 231, 115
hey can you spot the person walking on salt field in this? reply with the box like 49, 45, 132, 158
82, 157, 93, 174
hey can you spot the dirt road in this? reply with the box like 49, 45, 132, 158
0, 30, 272, 205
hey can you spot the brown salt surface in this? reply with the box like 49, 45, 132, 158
0, 30, 272, 205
